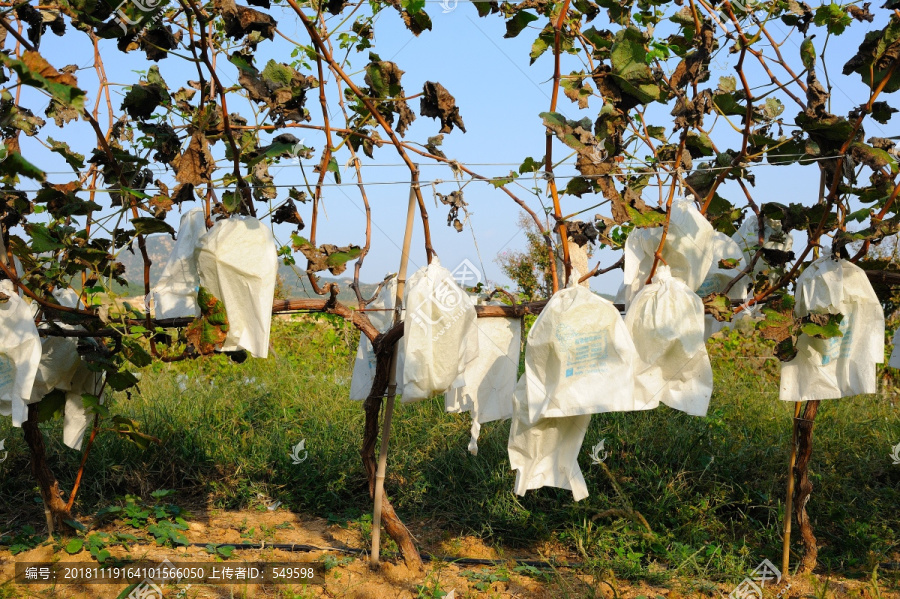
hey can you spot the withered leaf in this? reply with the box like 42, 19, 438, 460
121, 82, 169, 119
425, 134, 446, 158
251, 160, 276, 201
171, 183, 195, 204
45, 97, 79, 126
172, 133, 214, 186
272, 198, 305, 228
702, 293, 733, 322
185, 287, 229, 355
436, 190, 467, 232
295, 240, 361, 276
150, 194, 173, 217
565, 220, 599, 246
847, 2, 873, 22
137, 122, 180, 165
140, 25, 183, 61
541, 111, 596, 153
420, 81, 466, 134
21, 50, 79, 88
216, 0, 276, 42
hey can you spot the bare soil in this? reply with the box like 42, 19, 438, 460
1, 507, 897, 598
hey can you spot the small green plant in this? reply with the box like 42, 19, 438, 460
61, 531, 139, 563
88, 490, 190, 549
147, 519, 189, 547
0, 526, 44, 555
204, 544, 236, 559
460, 568, 509, 591
514, 564, 553, 583
416, 564, 451, 599
320, 554, 354, 572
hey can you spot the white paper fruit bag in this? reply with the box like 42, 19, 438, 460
522, 282, 636, 424
197, 216, 278, 358
349, 276, 405, 401
24, 287, 104, 449
731, 214, 793, 275
508, 375, 590, 501
780, 257, 884, 402
0, 280, 42, 426
401, 258, 478, 402
148, 207, 207, 319
623, 198, 716, 306
625, 266, 713, 416
62, 361, 103, 451
696, 232, 747, 301
445, 311, 520, 454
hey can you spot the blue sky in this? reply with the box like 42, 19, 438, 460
15, 2, 893, 296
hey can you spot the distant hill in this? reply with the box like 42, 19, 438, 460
114, 234, 381, 304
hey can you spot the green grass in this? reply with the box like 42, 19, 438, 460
1, 315, 898, 590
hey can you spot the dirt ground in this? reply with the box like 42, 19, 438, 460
1, 507, 897, 598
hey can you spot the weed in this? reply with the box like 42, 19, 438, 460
320, 554, 354, 571
0, 525, 43, 555
204, 543, 236, 559
460, 567, 509, 591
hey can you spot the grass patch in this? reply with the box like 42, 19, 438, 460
0, 315, 898, 587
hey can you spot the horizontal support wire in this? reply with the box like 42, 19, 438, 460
14, 155, 844, 193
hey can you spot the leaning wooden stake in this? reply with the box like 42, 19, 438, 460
782, 400, 802, 574
793, 400, 821, 573
371, 169, 419, 567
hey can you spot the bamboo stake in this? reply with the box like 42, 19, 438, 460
371, 168, 418, 566
782, 400, 802, 574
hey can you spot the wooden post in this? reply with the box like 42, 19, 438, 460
371, 168, 419, 567
782, 400, 802, 574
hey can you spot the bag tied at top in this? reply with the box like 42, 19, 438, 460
625, 266, 713, 416
623, 198, 716, 307
148, 207, 207, 319
522, 281, 637, 424
401, 258, 478, 402
780, 257, 884, 402
197, 216, 278, 359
